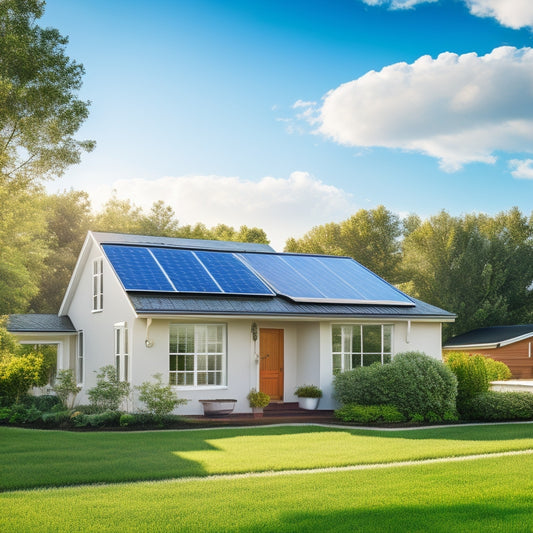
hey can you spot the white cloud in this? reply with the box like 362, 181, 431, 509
310, 46, 533, 171
89, 172, 355, 251
466, 0, 533, 30
509, 158, 533, 179
361, 0, 437, 10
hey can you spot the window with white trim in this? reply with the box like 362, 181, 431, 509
114, 322, 129, 382
169, 324, 226, 387
332, 324, 393, 374
92, 258, 103, 311
77, 330, 84, 384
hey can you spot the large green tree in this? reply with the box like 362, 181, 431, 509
285, 206, 402, 283
0, 0, 94, 186
401, 209, 533, 340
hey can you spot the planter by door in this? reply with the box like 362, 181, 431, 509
298, 397, 320, 410
199, 399, 237, 417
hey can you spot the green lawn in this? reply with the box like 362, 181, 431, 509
2, 423, 533, 531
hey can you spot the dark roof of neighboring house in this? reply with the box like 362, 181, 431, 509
7, 314, 76, 333
91, 231, 274, 253
129, 293, 454, 319
444, 324, 533, 348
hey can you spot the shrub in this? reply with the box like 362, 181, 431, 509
294, 385, 323, 398
483, 357, 512, 381
335, 404, 405, 424
464, 391, 533, 421
333, 352, 457, 422
445, 352, 489, 413
53, 369, 81, 409
30, 394, 62, 411
88, 365, 130, 411
247, 388, 270, 408
0, 352, 46, 403
136, 373, 187, 418
71, 410, 121, 428
119, 413, 136, 427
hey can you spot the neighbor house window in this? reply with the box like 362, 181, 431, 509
332, 324, 392, 374
92, 258, 104, 311
114, 322, 129, 382
169, 324, 226, 387
77, 330, 84, 384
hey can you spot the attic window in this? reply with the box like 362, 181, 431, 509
92, 258, 103, 312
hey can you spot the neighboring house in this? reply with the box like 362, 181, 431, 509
8, 231, 454, 414
443, 325, 533, 379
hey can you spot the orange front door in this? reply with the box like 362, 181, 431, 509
259, 328, 284, 401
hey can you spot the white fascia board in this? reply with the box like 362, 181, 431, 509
58, 232, 98, 316
443, 342, 500, 350
499, 332, 533, 347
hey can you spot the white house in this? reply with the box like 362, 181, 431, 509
8, 231, 455, 414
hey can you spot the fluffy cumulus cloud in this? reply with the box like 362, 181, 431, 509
465, 0, 533, 30
91, 172, 355, 250
509, 159, 533, 179
312, 46, 533, 171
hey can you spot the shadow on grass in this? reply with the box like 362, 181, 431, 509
269, 503, 531, 532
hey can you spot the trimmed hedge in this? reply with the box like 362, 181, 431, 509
333, 351, 458, 422
464, 391, 533, 421
335, 404, 405, 424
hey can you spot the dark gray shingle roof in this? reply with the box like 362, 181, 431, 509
129, 293, 454, 319
7, 314, 76, 333
444, 324, 533, 347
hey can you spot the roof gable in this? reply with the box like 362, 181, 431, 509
7, 314, 76, 333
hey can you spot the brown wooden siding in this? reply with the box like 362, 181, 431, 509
444, 338, 533, 378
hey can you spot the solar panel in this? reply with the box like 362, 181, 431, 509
102, 245, 174, 291
150, 248, 221, 293
239, 252, 414, 305
195, 251, 274, 295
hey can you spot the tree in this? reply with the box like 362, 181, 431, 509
285, 206, 402, 283
0, 183, 48, 313
400, 209, 533, 340
138, 200, 179, 237
93, 194, 143, 234
30, 189, 93, 312
0, 0, 94, 186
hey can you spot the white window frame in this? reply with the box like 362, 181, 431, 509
92, 258, 104, 312
332, 324, 393, 374
114, 322, 129, 382
77, 330, 84, 385
169, 324, 227, 389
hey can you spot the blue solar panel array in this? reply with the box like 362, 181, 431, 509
102, 244, 414, 305
238, 253, 414, 305
102, 244, 275, 296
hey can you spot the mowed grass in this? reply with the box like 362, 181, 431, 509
2, 453, 533, 532
2, 423, 533, 490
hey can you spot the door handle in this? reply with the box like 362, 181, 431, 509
260, 353, 270, 360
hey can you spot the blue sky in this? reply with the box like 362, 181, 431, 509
43, 0, 533, 249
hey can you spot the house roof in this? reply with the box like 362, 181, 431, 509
130, 293, 454, 320
444, 324, 533, 349
91, 231, 275, 253
7, 314, 76, 333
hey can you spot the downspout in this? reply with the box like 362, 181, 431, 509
406, 320, 411, 344
145, 318, 154, 348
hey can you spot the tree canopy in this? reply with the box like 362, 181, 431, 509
0, 0, 94, 186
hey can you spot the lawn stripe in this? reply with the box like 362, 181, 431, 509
11, 448, 533, 494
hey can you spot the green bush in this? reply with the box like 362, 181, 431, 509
464, 391, 533, 421
136, 373, 187, 417
28, 394, 62, 411
88, 365, 130, 411
483, 358, 512, 381
333, 352, 457, 422
119, 413, 136, 427
53, 369, 81, 409
335, 404, 405, 424
445, 352, 489, 413
71, 410, 121, 428
0, 352, 46, 403
294, 385, 323, 398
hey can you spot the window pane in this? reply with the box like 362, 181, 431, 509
363, 325, 382, 353
351, 326, 361, 353
332, 326, 342, 353
124, 355, 129, 382
185, 354, 194, 371
197, 355, 207, 371
383, 325, 392, 353
344, 353, 352, 370
197, 372, 207, 386
333, 354, 341, 373
363, 354, 381, 366
170, 355, 177, 371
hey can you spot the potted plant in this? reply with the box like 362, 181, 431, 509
295, 384, 322, 410
247, 388, 270, 418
